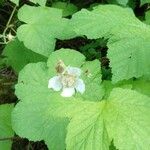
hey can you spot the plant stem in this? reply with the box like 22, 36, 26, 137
0, 136, 21, 141
2, 5, 17, 44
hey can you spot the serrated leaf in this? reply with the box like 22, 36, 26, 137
15, 48, 103, 102
17, 5, 76, 57
107, 24, 150, 83
0, 104, 14, 150
52, 2, 78, 17
66, 102, 110, 150
2, 39, 46, 73
10, 0, 19, 5
67, 88, 150, 150
103, 88, 150, 150
72, 5, 150, 82
71, 5, 138, 39
12, 98, 69, 150
30, 0, 47, 6
12, 92, 99, 149
13, 75, 150, 150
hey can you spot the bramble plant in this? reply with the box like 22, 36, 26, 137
0, 0, 150, 150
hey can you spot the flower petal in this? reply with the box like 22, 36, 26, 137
48, 76, 62, 91
75, 79, 85, 94
66, 66, 81, 77
61, 87, 75, 97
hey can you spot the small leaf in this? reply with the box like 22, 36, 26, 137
0, 104, 14, 150
141, 0, 150, 5
10, 0, 19, 5
30, 0, 47, 6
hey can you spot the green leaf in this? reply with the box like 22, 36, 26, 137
107, 24, 150, 83
66, 101, 110, 150
71, 5, 138, 39
47, 48, 85, 76
102, 80, 132, 98
52, 2, 78, 17
145, 10, 150, 24
72, 5, 150, 82
132, 78, 150, 97
15, 48, 102, 102
117, 0, 129, 5
17, 5, 76, 57
103, 88, 150, 150
141, 0, 150, 5
12, 92, 99, 149
0, 104, 14, 150
15, 62, 50, 101
10, 0, 19, 5
67, 88, 150, 150
2, 39, 46, 73
79, 59, 104, 101
13, 76, 150, 150
30, 0, 47, 6
107, 0, 129, 6
12, 97, 69, 150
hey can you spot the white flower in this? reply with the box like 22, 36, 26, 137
48, 62, 85, 97
6, 32, 15, 41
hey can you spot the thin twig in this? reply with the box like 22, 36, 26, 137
0, 136, 22, 141
2, 5, 17, 44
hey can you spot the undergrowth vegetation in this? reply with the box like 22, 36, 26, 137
0, 0, 150, 150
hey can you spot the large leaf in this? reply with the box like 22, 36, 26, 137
103, 88, 150, 150
71, 5, 139, 39
0, 104, 14, 150
12, 87, 150, 150
2, 39, 46, 73
12, 92, 99, 149
66, 88, 150, 150
15, 48, 103, 102
17, 5, 76, 57
66, 101, 110, 150
71, 5, 150, 83
107, 24, 150, 83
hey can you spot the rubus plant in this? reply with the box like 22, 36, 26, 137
0, 0, 150, 150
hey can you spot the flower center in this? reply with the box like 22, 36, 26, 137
55, 60, 77, 88
61, 74, 76, 87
